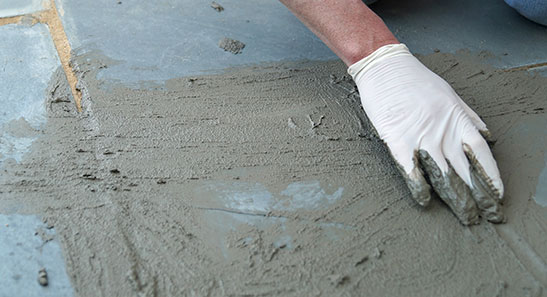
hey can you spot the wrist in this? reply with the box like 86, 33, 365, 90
340, 10, 400, 66
344, 36, 400, 66
348, 43, 412, 81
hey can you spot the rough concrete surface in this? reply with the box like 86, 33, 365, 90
0, 50, 545, 296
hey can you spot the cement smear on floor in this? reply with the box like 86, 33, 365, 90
0, 51, 545, 296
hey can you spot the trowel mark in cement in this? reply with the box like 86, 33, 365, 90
535, 157, 547, 207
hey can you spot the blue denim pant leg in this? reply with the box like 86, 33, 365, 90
505, 0, 547, 26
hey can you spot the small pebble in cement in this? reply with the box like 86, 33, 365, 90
373, 247, 383, 259
218, 38, 245, 55
211, 1, 224, 12
38, 268, 48, 286
327, 274, 350, 287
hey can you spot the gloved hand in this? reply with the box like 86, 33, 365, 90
348, 43, 505, 225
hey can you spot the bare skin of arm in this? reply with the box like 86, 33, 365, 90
279, 0, 399, 66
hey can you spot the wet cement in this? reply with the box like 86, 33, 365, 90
0, 50, 545, 296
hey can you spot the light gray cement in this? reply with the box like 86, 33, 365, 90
0, 50, 545, 296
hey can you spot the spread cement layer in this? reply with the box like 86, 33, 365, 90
0, 51, 545, 296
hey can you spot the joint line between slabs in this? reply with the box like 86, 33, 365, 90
0, 15, 22, 26
41, 0, 82, 112
506, 62, 547, 72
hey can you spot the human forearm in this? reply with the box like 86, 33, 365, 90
279, 0, 399, 65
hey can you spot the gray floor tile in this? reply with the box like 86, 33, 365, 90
0, 214, 74, 297
0, 0, 44, 18
0, 24, 60, 164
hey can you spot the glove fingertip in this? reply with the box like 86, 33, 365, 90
469, 170, 506, 224
486, 211, 506, 224
406, 167, 431, 207
479, 129, 496, 145
491, 176, 504, 201
405, 166, 432, 207
463, 143, 504, 201
417, 149, 481, 225
391, 155, 432, 206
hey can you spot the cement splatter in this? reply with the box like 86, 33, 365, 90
211, 1, 224, 12
218, 37, 245, 54
38, 268, 48, 286
0, 50, 545, 296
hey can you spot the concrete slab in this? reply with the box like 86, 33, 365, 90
0, 214, 73, 297
0, 0, 43, 18
54, 0, 335, 86
55, 0, 547, 86
372, 0, 547, 69
0, 24, 60, 164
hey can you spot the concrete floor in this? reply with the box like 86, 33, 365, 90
54, 0, 547, 85
0, 0, 546, 296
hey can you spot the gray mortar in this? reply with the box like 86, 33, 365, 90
218, 37, 245, 54
0, 51, 545, 296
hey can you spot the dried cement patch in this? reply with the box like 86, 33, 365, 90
218, 37, 245, 54
0, 51, 545, 296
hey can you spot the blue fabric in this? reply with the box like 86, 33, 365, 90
505, 0, 547, 26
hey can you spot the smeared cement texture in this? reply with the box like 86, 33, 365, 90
218, 37, 245, 55
0, 50, 545, 296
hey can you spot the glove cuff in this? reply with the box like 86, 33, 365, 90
347, 43, 412, 79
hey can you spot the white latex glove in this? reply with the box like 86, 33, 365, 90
348, 43, 504, 225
